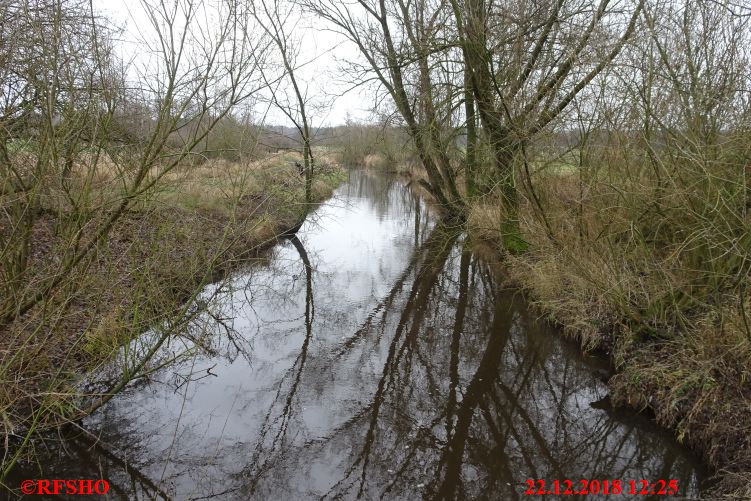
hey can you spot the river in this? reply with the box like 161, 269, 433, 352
9, 169, 709, 500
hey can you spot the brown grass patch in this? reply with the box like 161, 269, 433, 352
462, 160, 751, 494
0, 152, 345, 441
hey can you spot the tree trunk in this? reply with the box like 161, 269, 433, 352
463, 65, 477, 198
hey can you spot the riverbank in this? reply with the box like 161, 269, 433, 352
361, 153, 751, 497
0, 153, 345, 445
466, 183, 750, 497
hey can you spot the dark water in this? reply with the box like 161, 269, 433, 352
8, 170, 709, 500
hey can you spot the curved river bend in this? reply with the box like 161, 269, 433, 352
12, 170, 709, 499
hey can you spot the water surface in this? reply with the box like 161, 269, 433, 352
10, 170, 708, 500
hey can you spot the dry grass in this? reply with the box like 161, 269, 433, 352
462, 149, 751, 495
467, 200, 504, 243
0, 151, 345, 451
363, 153, 387, 170
362, 152, 423, 177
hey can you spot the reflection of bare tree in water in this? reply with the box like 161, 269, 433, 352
432, 263, 515, 501
18, 221, 703, 499
329, 226, 462, 499
224, 221, 459, 497
348, 171, 431, 240
74, 435, 175, 500
243, 235, 315, 494
10, 428, 174, 500
221, 215, 704, 499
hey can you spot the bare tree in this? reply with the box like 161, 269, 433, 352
0, 0, 273, 473
0, 0, 270, 326
450, 0, 645, 248
304, 0, 465, 212
253, 0, 317, 205
305, 0, 645, 236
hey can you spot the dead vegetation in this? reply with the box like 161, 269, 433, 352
0, 0, 347, 480
463, 139, 751, 495
1, 151, 344, 449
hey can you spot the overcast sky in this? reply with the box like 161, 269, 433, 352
93, 0, 374, 126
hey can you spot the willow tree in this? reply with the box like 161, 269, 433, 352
450, 0, 645, 248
